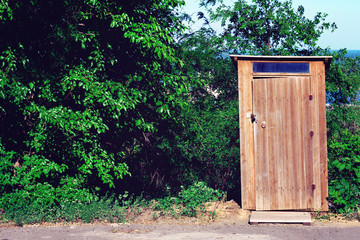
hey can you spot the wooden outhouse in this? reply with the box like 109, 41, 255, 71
230, 55, 332, 211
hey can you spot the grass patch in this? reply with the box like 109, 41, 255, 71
150, 182, 224, 220
0, 193, 148, 226
0, 182, 224, 226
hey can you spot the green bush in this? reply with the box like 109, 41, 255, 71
328, 129, 360, 213
0, 0, 190, 215
325, 50, 360, 214
152, 97, 240, 200
178, 182, 223, 209
178, 182, 224, 217
152, 182, 224, 218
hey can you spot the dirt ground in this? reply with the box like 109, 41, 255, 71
1, 200, 360, 240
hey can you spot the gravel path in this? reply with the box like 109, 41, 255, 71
1, 223, 360, 240
2, 201, 360, 240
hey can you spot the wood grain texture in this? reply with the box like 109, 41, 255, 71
267, 78, 277, 210
296, 77, 306, 210
253, 78, 264, 210
316, 61, 329, 211
253, 77, 312, 210
276, 78, 286, 209
289, 78, 298, 209
238, 60, 255, 210
284, 78, 292, 209
312, 62, 321, 210
235, 58, 329, 211
253, 79, 271, 210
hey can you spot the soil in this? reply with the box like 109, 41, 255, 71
1, 200, 360, 240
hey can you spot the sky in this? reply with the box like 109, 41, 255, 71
182, 0, 360, 50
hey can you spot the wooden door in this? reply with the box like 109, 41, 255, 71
252, 76, 313, 210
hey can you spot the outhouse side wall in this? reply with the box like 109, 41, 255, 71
237, 60, 255, 210
309, 61, 328, 211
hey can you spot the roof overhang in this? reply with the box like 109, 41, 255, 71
230, 55, 333, 69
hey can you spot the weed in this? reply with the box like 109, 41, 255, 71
0, 183, 223, 225
149, 182, 224, 218
208, 210, 216, 220
0, 192, 146, 225
313, 211, 331, 221
341, 207, 360, 221
177, 182, 224, 217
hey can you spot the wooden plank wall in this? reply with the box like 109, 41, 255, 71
253, 78, 268, 210
238, 60, 255, 210
253, 77, 311, 210
296, 77, 306, 210
311, 61, 329, 211
318, 62, 329, 211
237, 59, 328, 211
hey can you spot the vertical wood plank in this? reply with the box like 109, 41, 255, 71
238, 60, 255, 210
310, 62, 322, 210
253, 79, 264, 210
254, 79, 270, 210
267, 78, 277, 210
296, 77, 306, 210
262, 79, 270, 210
283, 78, 291, 209
317, 61, 329, 211
289, 78, 299, 209
262, 79, 271, 211
276, 78, 286, 209
303, 74, 314, 210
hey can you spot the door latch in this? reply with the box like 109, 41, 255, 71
251, 114, 257, 123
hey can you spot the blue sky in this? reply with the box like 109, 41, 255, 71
182, 0, 360, 50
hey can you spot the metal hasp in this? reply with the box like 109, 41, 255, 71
231, 55, 332, 211
251, 113, 257, 123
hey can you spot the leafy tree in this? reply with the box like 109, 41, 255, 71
326, 50, 360, 105
326, 50, 360, 138
201, 0, 336, 55
0, 0, 189, 208
151, 28, 241, 198
179, 28, 237, 99
117, 28, 241, 198
325, 50, 360, 212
